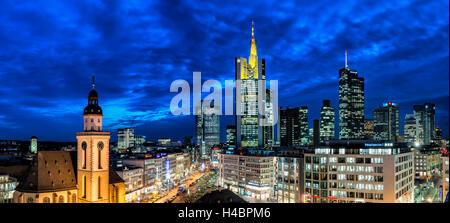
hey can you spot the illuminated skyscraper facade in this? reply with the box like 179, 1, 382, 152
263, 89, 275, 147
226, 125, 236, 146
403, 114, 417, 145
413, 103, 435, 145
339, 52, 364, 140
319, 100, 335, 143
195, 100, 220, 159
364, 119, 374, 140
235, 21, 266, 148
30, 136, 38, 154
373, 102, 399, 141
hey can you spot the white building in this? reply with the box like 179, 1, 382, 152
0, 175, 18, 203
116, 166, 144, 202
218, 150, 276, 202
304, 141, 415, 203
118, 128, 135, 149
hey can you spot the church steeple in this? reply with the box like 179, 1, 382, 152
249, 19, 258, 68
83, 76, 103, 132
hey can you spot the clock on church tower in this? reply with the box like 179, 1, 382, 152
76, 76, 111, 203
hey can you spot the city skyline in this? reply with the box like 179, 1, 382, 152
0, 0, 448, 142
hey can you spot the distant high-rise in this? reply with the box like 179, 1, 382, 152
235, 21, 266, 148
195, 100, 220, 154
413, 103, 435, 145
313, 120, 320, 147
319, 100, 334, 143
280, 106, 308, 146
434, 127, 442, 140
403, 114, 417, 144
263, 89, 275, 147
364, 119, 374, 140
226, 125, 236, 146
339, 51, 364, 139
30, 136, 38, 154
118, 128, 135, 149
373, 102, 399, 141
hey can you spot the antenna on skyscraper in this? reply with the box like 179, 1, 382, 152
252, 19, 254, 38
345, 50, 348, 68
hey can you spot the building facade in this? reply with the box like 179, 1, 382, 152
218, 151, 276, 202
413, 103, 435, 145
339, 52, 365, 140
116, 166, 144, 202
275, 149, 305, 203
0, 175, 18, 203
235, 22, 266, 148
118, 128, 135, 149
304, 141, 414, 203
364, 119, 374, 140
414, 149, 442, 179
320, 100, 335, 143
404, 114, 417, 145
30, 136, 38, 154
226, 125, 236, 146
442, 156, 449, 203
263, 89, 275, 147
195, 101, 220, 160
280, 107, 308, 147
373, 102, 399, 141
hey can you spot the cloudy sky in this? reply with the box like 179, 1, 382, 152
0, 0, 448, 142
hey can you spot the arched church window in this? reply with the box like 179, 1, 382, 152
43, 197, 50, 203
83, 176, 87, 198
81, 142, 87, 169
58, 195, 64, 203
98, 141, 104, 169
98, 176, 102, 199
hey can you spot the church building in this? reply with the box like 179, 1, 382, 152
13, 78, 126, 203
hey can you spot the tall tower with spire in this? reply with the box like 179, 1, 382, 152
338, 51, 365, 140
235, 20, 269, 148
77, 76, 110, 203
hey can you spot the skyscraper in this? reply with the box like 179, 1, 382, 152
30, 136, 38, 154
403, 114, 417, 144
319, 100, 334, 143
263, 89, 275, 147
195, 100, 220, 158
117, 128, 135, 149
235, 21, 266, 148
364, 119, 374, 140
373, 102, 399, 141
313, 120, 320, 147
280, 106, 308, 147
413, 103, 435, 145
339, 51, 364, 140
226, 125, 236, 146
434, 127, 443, 140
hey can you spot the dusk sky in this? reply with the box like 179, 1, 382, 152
0, 0, 448, 142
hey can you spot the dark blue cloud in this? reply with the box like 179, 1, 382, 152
0, 0, 448, 141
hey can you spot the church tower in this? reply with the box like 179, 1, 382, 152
77, 76, 110, 203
